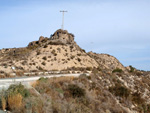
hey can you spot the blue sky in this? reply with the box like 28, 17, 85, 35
0, 0, 150, 71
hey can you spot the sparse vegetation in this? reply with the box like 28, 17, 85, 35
109, 83, 130, 99
0, 70, 150, 113
112, 68, 123, 73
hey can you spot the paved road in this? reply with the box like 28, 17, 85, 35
0, 73, 84, 90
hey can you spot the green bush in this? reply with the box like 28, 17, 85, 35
7, 83, 30, 98
68, 84, 85, 98
112, 68, 123, 73
129, 65, 135, 72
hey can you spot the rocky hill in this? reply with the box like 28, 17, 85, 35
1, 29, 150, 113
0, 29, 128, 77
0, 29, 143, 78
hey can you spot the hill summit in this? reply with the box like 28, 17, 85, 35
28, 29, 75, 47
0, 29, 126, 77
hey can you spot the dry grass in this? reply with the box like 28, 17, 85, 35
1, 97, 6, 110
8, 93, 23, 110
15, 71, 24, 76
49, 76, 75, 83
30, 81, 39, 88
1, 70, 150, 113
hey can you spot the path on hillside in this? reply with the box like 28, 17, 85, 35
0, 73, 86, 90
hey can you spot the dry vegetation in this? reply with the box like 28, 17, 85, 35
1, 70, 150, 113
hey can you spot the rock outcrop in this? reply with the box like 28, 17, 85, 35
50, 29, 75, 44
28, 36, 48, 47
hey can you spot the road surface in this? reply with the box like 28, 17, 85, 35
0, 73, 85, 90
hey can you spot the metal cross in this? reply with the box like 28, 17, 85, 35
60, 10, 67, 30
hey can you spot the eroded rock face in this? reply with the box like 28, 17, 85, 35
50, 29, 75, 44
28, 29, 75, 47
28, 36, 48, 47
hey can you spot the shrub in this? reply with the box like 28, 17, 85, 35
43, 45, 48, 48
77, 58, 81, 62
129, 65, 135, 72
42, 56, 47, 60
42, 62, 46, 65
37, 51, 41, 55
49, 41, 65, 45
8, 93, 23, 110
82, 49, 86, 53
131, 92, 144, 105
112, 68, 123, 73
77, 53, 81, 56
51, 50, 57, 56
70, 45, 74, 49
15, 71, 24, 76
7, 83, 30, 98
38, 66, 44, 71
68, 84, 85, 98
57, 48, 61, 52
92, 68, 99, 74
70, 33, 75, 37
71, 55, 75, 59
109, 83, 130, 99
86, 67, 93, 71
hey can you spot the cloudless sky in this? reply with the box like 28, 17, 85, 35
0, 0, 150, 71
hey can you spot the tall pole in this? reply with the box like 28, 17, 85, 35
60, 10, 67, 30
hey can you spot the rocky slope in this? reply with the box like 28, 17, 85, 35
88, 52, 127, 72
0, 29, 127, 77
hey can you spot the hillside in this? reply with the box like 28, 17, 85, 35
0, 29, 126, 78
1, 70, 150, 113
88, 52, 127, 72
1, 29, 150, 113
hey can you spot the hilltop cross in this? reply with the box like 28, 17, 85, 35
60, 10, 67, 30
